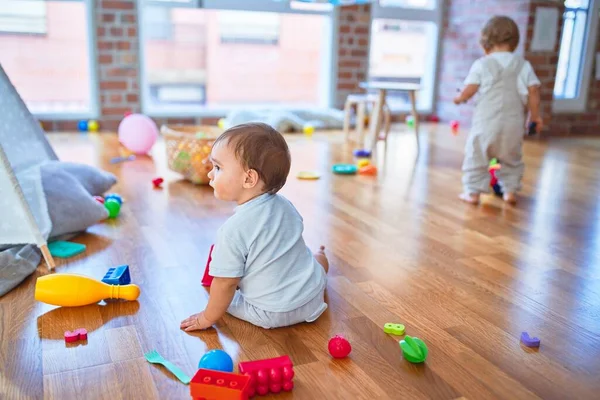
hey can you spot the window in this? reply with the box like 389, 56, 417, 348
553, 0, 600, 112
139, 0, 335, 117
0, 0, 97, 119
368, 0, 442, 113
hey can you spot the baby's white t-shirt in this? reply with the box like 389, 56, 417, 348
464, 52, 541, 103
209, 193, 326, 313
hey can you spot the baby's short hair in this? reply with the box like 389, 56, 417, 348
214, 122, 291, 194
480, 16, 520, 52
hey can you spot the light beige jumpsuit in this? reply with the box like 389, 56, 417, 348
462, 55, 526, 195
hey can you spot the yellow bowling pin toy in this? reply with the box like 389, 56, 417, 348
35, 273, 140, 307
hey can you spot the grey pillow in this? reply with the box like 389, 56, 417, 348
45, 161, 117, 196
40, 165, 109, 239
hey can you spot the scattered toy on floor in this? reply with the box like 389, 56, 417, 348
145, 349, 191, 384
296, 171, 321, 180
110, 155, 136, 164
104, 198, 121, 219
238, 355, 295, 396
48, 241, 86, 258
356, 159, 370, 168
488, 158, 503, 197
303, 124, 315, 137
199, 349, 234, 373
406, 115, 415, 128
35, 273, 140, 307
152, 177, 164, 188
104, 193, 123, 205
332, 164, 358, 175
118, 113, 159, 154
520, 331, 541, 348
190, 369, 250, 400
218, 118, 226, 129
93, 195, 105, 204
64, 328, 88, 343
328, 335, 352, 358
78, 120, 88, 132
450, 120, 460, 135
358, 165, 377, 176
383, 323, 405, 336
88, 120, 99, 132
102, 265, 131, 285
399, 335, 428, 363
353, 149, 371, 158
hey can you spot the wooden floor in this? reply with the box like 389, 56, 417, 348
2, 124, 600, 399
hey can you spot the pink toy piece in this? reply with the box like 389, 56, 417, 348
520, 331, 541, 348
328, 335, 352, 358
65, 328, 88, 343
238, 355, 294, 396
201, 245, 215, 287
152, 177, 164, 188
118, 113, 159, 154
93, 196, 104, 204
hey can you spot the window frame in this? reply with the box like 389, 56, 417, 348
368, 0, 444, 114
138, 0, 338, 118
553, 0, 600, 113
2, 0, 100, 120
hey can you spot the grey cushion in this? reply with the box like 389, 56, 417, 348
40, 165, 109, 239
46, 161, 117, 196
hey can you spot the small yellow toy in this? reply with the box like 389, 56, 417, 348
217, 118, 226, 129
303, 124, 315, 136
88, 120, 99, 132
35, 273, 140, 307
357, 159, 370, 168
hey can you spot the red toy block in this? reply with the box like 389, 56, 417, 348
64, 328, 88, 343
190, 368, 250, 400
152, 177, 164, 188
238, 355, 294, 397
201, 245, 215, 287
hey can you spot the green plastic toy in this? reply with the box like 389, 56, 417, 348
104, 198, 121, 218
399, 335, 428, 363
384, 323, 405, 335
332, 164, 358, 175
48, 241, 86, 258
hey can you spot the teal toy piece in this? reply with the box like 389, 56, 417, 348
48, 241, 86, 258
332, 164, 358, 175
399, 335, 428, 363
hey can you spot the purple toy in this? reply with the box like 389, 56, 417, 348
520, 332, 540, 347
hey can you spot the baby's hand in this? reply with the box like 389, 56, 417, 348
180, 311, 215, 332
453, 95, 463, 105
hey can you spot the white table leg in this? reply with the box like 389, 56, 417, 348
409, 90, 419, 151
368, 89, 386, 152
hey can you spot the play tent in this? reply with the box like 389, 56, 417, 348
0, 63, 56, 270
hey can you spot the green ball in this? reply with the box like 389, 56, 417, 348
104, 198, 121, 218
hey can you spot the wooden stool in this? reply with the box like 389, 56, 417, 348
343, 93, 391, 146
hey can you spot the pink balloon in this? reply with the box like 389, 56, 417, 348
118, 114, 158, 154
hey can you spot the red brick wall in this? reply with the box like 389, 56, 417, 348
436, 0, 531, 127
335, 4, 371, 108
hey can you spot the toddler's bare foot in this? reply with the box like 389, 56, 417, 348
459, 192, 480, 204
314, 245, 329, 274
503, 192, 517, 204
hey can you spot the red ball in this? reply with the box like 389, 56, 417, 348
328, 335, 352, 358
152, 177, 164, 188
450, 120, 460, 129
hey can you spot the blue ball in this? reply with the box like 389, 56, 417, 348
78, 120, 88, 132
198, 349, 233, 372
104, 193, 123, 205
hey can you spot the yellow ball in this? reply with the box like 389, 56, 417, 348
218, 118, 225, 129
357, 159, 370, 168
303, 124, 315, 136
88, 120, 99, 132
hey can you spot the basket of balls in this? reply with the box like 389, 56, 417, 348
161, 124, 223, 184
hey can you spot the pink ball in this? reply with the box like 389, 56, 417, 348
328, 335, 352, 358
118, 114, 158, 154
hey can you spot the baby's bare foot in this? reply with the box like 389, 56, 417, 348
503, 192, 517, 204
459, 192, 480, 204
314, 246, 329, 274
